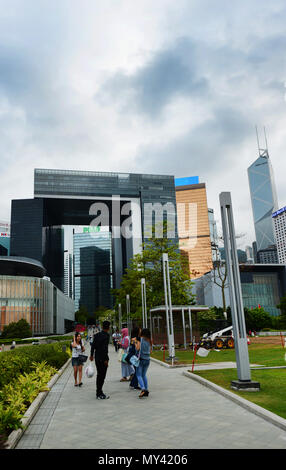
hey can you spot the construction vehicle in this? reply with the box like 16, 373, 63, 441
198, 325, 234, 350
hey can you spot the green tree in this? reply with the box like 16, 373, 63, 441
276, 295, 286, 329
1, 319, 32, 339
113, 225, 195, 322
244, 307, 273, 332
75, 305, 89, 325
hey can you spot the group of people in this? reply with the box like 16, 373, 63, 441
71, 321, 151, 400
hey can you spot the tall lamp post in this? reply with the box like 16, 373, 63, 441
141, 278, 147, 328
220, 192, 260, 391
118, 303, 122, 331
162, 253, 175, 359
126, 294, 131, 334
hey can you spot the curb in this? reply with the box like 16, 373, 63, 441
6, 357, 71, 449
150, 357, 192, 368
183, 370, 286, 432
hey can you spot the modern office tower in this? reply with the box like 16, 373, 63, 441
175, 178, 213, 279
73, 227, 113, 314
247, 130, 278, 254
208, 208, 221, 262
10, 169, 178, 296
0, 221, 10, 256
245, 245, 254, 263
257, 245, 278, 264
272, 206, 286, 263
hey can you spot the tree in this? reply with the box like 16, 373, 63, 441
1, 319, 32, 339
244, 307, 273, 332
112, 223, 195, 322
276, 296, 286, 329
75, 305, 89, 325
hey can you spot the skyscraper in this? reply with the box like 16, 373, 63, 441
247, 129, 278, 253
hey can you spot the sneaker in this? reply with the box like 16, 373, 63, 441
97, 393, 110, 400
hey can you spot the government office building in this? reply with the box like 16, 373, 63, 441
10, 169, 178, 314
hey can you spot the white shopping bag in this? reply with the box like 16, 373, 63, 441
85, 362, 95, 378
196, 347, 210, 357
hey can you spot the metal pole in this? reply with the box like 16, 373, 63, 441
220, 192, 260, 391
188, 307, 192, 345
141, 278, 147, 328
118, 303, 122, 331
126, 294, 130, 334
162, 253, 175, 358
182, 308, 186, 349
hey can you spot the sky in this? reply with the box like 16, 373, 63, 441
1, 0, 286, 249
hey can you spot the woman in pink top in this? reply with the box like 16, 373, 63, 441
119, 328, 134, 382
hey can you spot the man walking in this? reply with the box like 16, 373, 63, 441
90, 320, 110, 400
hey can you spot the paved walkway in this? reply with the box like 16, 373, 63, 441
16, 345, 286, 449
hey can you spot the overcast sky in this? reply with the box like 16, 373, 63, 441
1, 0, 286, 248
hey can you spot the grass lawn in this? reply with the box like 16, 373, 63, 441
192, 368, 286, 420
151, 342, 286, 419
151, 342, 286, 367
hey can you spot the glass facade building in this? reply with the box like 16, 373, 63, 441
73, 228, 113, 313
11, 169, 178, 301
248, 153, 278, 252
0, 258, 75, 335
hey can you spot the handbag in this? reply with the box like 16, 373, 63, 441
121, 352, 128, 363
129, 340, 141, 368
78, 354, 88, 364
118, 348, 124, 362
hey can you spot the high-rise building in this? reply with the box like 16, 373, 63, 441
10, 169, 178, 298
175, 178, 213, 279
247, 133, 278, 253
73, 227, 113, 314
208, 208, 221, 262
272, 206, 286, 264
0, 221, 10, 256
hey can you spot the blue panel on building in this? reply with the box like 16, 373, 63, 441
175, 176, 199, 187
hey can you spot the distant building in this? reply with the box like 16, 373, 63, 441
208, 208, 221, 262
0, 221, 10, 256
272, 206, 286, 264
194, 263, 286, 317
0, 256, 74, 335
73, 227, 113, 314
245, 245, 254, 263
257, 245, 278, 264
175, 179, 213, 279
247, 138, 278, 253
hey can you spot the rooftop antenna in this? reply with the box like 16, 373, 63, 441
263, 126, 269, 157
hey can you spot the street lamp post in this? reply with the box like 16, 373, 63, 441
118, 303, 122, 331
141, 278, 147, 328
162, 253, 175, 359
126, 294, 131, 334
220, 192, 260, 391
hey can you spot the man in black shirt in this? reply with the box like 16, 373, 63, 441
90, 320, 110, 399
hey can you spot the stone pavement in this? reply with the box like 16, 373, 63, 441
16, 345, 286, 449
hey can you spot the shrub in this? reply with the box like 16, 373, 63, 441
244, 307, 273, 331
1, 319, 32, 339
0, 362, 57, 438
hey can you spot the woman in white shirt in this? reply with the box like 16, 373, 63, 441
71, 333, 85, 387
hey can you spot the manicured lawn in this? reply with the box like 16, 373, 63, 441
192, 368, 286, 420
152, 342, 286, 366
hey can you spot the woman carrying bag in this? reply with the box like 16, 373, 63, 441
71, 332, 86, 387
119, 328, 134, 382
135, 328, 151, 398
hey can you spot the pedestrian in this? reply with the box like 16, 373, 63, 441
71, 332, 86, 387
119, 328, 134, 382
125, 326, 141, 390
10, 341, 16, 350
136, 328, 152, 398
90, 320, 110, 400
112, 329, 121, 352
